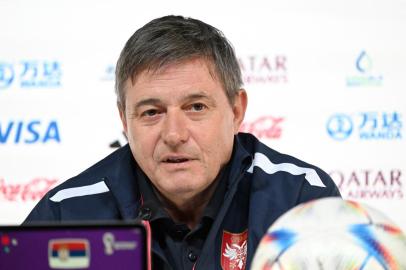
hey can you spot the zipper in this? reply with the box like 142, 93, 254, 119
193, 167, 249, 269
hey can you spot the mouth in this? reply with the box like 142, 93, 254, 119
163, 157, 190, 163
161, 155, 193, 164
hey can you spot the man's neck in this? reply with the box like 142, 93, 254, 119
154, 179, 220, 229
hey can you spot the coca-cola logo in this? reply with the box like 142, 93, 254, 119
329, 169, 403, 199
0, 178, 58, 202
238, 55, 288, 84
240, 116, 284, 139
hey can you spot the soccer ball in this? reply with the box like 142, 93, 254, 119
251, 198, 406, 270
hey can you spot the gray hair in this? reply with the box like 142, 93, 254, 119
115, 15, 242, 111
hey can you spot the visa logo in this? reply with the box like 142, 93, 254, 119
0, 120, 61, 144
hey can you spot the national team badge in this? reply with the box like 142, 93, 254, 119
221, 229, 248, 270
48, 239, 90, 269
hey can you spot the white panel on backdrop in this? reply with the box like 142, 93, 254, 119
1, 0, 405, 235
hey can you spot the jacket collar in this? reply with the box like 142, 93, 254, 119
102, 134, 252, 221
102, 145, 141, 220
228, 134, 253, 187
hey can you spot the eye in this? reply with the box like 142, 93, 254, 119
141, 109, 159, 117
189, 103, 207, 112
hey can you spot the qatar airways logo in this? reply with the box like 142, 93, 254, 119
0, 178, 58, 202
238, 55, 288, 84
240, 116, 284, 139
329, 169, 403, 200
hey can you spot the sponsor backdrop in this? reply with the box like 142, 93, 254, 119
1, 0, 405, 231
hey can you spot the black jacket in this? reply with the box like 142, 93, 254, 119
24, 133, 341, 269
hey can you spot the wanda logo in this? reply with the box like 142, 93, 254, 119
240, 116, 284, 139
0, 178, 58, 202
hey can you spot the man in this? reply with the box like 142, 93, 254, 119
25, 15, 341, 269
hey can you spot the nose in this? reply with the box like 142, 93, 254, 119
161, 109, 189, 147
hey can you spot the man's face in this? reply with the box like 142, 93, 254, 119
120, 58, 247, 201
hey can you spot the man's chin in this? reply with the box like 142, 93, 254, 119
167, 185, 200, 197
160, 183, 206, 200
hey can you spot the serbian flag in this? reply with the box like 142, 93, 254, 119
48, 239, 90, 269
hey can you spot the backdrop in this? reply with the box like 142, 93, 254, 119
1, 0, 405, 231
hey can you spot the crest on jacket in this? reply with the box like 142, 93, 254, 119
221, 230, 248, 270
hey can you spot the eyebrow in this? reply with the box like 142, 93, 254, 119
182, 93, 214, 104
132, 91, 215, 111
133, 98, 162, 110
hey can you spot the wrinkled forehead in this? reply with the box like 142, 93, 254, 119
135, 57, 217, 83
124, 57, 221, 92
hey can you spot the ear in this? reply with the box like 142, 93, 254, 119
118, 103, 128, 137
232, 89, 248, 134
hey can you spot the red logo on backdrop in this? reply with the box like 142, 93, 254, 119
329, 169, 403, 200
221, 230, 248, 270
0, 178, 58, 202
238, 55, 288, 84
240, 116, 284, 139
